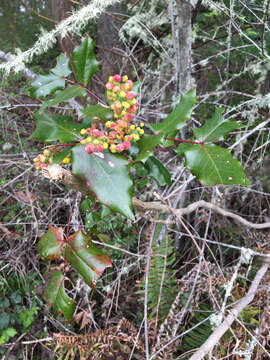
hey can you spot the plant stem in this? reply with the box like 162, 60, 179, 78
164, 137, 203, 145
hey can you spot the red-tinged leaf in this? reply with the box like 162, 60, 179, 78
44, 270, 75, 322
176, 143, 250, 186
64, 230, 112, 287
38, 227, 65, 260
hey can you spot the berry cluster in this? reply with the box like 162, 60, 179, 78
34, 75, 143, 169
33, 149, 53, 169
80, 74, 143, 154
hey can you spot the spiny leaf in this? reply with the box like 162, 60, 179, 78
176, 143, 250, 186
64, 230, 112, 287
145, 156, 171, 186
44, 270, 75, 322
137, 134, 162, 161
80, 104, 113, 121
38, 227, 64, 260
193, 108, 244, 142
71, 37, 99, 86
72, 145, 134, 220
32, 112, 85, 142
32, 54, 71, 97
149, 89, 196, 135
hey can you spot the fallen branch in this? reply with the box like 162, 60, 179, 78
42, 164, 270, 230
189, 260, 270, 360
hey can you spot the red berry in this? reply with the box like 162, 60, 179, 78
126, 91, 135, 100
85, 144, 95, 154
113, 74, 121, 82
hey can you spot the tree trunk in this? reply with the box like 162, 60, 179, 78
96, 3, 124, 84
177, 0, 192, 93
50, 0, 74, 56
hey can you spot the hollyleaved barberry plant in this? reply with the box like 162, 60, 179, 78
31, 37, 249, 321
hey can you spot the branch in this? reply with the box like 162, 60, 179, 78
189, 261, 270, 360
0, 0, 122, 74
42, 164, 270, 230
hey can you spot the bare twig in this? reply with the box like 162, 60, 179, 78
189, 261, 270, 360
41, 164, 270, 230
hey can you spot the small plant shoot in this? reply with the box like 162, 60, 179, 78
31, 37, 249, 321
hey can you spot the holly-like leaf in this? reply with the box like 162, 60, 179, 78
51, 54, 71, 78
72, 146, 134, 220
137, 134, 162, 161
44, 270, 75, 322
145, 156, 171, 186
149, 90, 196, 135
176, 143, 250, 186
32, 112, 85, 142
32, 54, 71, 97
193, 108, 244, 142
42, 85, 86, 109
80, 104, 113, 121
38, 227, 64, 260
71, 37, 99, 86
64, 230, 112, 287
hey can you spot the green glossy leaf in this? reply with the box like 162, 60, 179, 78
44, 270, 75, 322
38, 227, 64, 260
0, 313, 10, 330
32, 54, 71, 97
71, 37, 99, 86
193, 108, 244, 142
149, 90, 196, 135
80, 105, 113, 121
32, 112, 84, 142
51, 54, 71, 78
72, 146, 134, 219
145, 156, 171, 186
65, 230, 112, 287
137, 134, 162, 161
32, 74, 65, 98
42, 86, 86, 109
0, 328, 17, 344
176, 143, 250, 186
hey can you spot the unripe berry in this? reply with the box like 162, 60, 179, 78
112, 85, 121, 93
80, 128, 87, 135
108, 76, 114, 82
93, 139, 99, 145
110, 144, 117, 153
123, 101, 130, 109
33, 157, 39, 163
133, 134, 140, 141
122, 75, 128, 82
103, 143, 108, 149
105, 121, 111, 128
119, 91, 126, 98
140, 122, 144, 127
62, 157, 71, 164
130, 124, 135, 130
85, 144, 95, 154
44, 149, 50, 156
124, 80, 133, 91
113, 74, 121, 82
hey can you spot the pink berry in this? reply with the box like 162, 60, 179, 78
106, 82, 114, 90
97, 144, 104, 152
116, 143, 124, 152
85, 144, 95, 154
126, 92, 135, 100
40, 163, 47, 169
123, 141, 131, 150
91, 129, 100, 137
125, 113, 134, 122
113, 74, 121, 82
